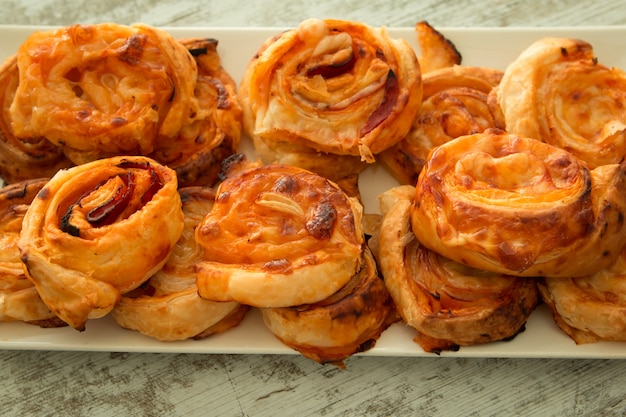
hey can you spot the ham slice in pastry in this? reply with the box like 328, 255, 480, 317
0, 178, 65, 327
112, 186, 248, 341
195, 155, 365, 308
18, 156, 184, 330
374, 185, 538, 353
411, 128, 626, 278
238, 18, 422, 181
495, 37, 626, 169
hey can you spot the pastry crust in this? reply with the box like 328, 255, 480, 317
195, 155, 364, 308
415, 21, 462, 74
18, 156, 184, 330
0, 178, 65, 326
0, 54, 72, 184
380, 64, 504, 185
9, 23, 197, 165
238, 18, 422, 179
538, 248, 626, 343
411, 129, 626, 277
495, 37, 626, 169
375, 185, 538, 352
261, 247, 397, 365
112, 186, 247, 341
149, 38, 242, 187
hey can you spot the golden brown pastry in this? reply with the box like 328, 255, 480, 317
495, 37, 626, 169
148, 37, 242, 187
261, 246, 397, 366
380, 64, 504, 185
538, 247, 626, 343
238, 18, 422, 181
111, 186, 248, 341
195, 154, 365, 308
0, 178, 65, 326
18, 156, 184, 330
374, 185, 538, 353
0, 54, 72, 184
9, 23, 196, 165
415, 20, 462, 74
411, 128, 626, 278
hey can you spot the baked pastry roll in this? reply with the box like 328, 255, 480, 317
148, 38, 242, 187
112, 186, 248, 341
380, 64, 504, 185
261, 247, 397, 366
195, 155, 365, 308
18, 156, 184, 330
0, 178, 65, 326
9, 23, 197, 166
412, 128, 626, 278
238, 18, 422, 180
374, 185, 538, 353
495, 37, 626, 169
538, 248, 626, 343
0, 54, 72, 184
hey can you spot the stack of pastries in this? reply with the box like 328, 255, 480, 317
1, 17, 625, 365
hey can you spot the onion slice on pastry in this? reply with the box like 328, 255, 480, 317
9, 23, 197, 165
380, 64, 504, 185
0, 178, 65, 326
195, 155, 364, 308
411, 128, 626, 277
495, 37, 626, 169
149, 38, 242, 187
112, 186, 248, 341
375, 185, 539, 353
261, 247, 398, 366
538, 248, 626, 343
18, 156, 184, 330
0, 54, 72, 184
238, 18, 422, 180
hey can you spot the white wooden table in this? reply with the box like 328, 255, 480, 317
1, 1, 625, 416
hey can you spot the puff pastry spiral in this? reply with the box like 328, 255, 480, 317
411, 129, 626, 277
381, 64, 504, 185
0, 55, 72, 184
261, 246, 397, 365
195, 155, 365, 308
238, 18, 422, 180
112, 186, 247, 341
0, 179, 65, 326
538, 248, 626, 343
495, 37, 626, 169
18, 156, 184, 330
374, 185, 538, 352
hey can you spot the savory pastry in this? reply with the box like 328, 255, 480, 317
415, 20, 462, 74
411, 128, 626, 278
18, 156, 184, 330
238, 18, 422, 181
538, 247, 626, 344
195, 154, 365, 308
112, 186, 248, 341
495, 37, 626, 169
0, 54, 72, 184
380, 64, 504, 185
261, 246, 397, 366
148, 37, 242, 187
0, 178, 65, 326
374, 185, 538, 353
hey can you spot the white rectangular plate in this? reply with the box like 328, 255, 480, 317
1, 25, 625, 359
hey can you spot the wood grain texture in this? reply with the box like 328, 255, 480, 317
1, 1, 626, 416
